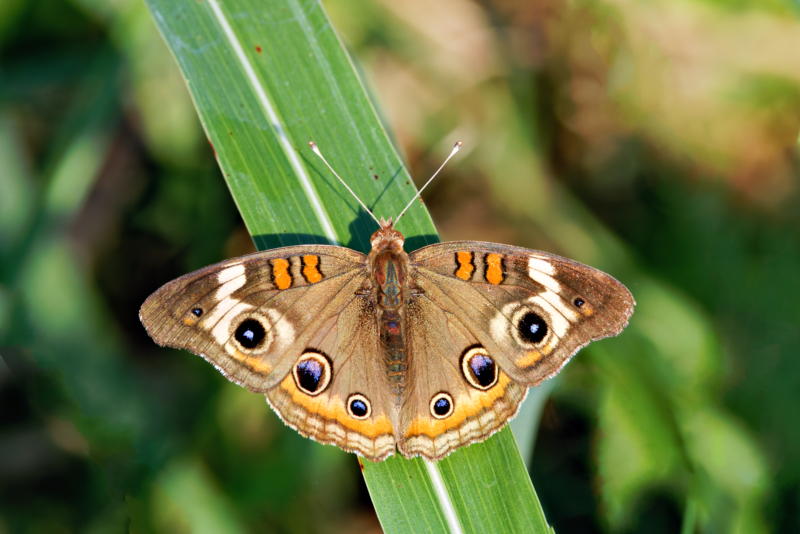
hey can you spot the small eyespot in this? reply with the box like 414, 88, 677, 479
192, 308, 203, 317
518, 312, 548, 344
461, 347, 498, 390
234, 319, 266, 349
430, 393, 454, 419
292, 351, 332, 396
574, 298, 585, 308
347, 394, 371, 420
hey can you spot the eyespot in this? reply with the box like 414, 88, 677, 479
234, 318, 266, 349
501, 303, 554, 349
430, 393, 454, 419
574, 298, 585, 308
192, 308, 203, 317
461, 347, 498, 390
292, 351, 332, 396
517, 312, 548, 344
347, 394, 371, 420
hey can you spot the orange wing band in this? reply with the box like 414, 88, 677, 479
404, 373, 512, 438
278, 375, 393, 438
455, 251, 475, 281
302, 255, 323, 284
271, 258, 292, 289
485, 254, 504, 285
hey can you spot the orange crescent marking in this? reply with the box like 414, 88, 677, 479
271, 258, 292, 290
516, 338, 557, 367
228, 347, 273, 374
455, 251, 474, 281
404, 373, 512, 438
485, 253, 504, 285
278, 375, 394, 438
516, 350, 543, 368
245, 356, 272, 374
302, 255, 323, 284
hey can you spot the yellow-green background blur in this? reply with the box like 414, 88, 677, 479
1, 0, 799, 532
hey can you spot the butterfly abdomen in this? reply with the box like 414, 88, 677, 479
381, 309, 407, 396
371, 245, 411, 396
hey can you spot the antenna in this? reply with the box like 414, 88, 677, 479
394, 141, 462, 224
309, 142, 381, 225
309, 140, 463, 228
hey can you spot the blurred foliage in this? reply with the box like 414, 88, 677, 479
1, 0, 798, 533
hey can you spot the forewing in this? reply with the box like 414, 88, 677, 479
409, 241, 634, 387
140, 245, 368, 392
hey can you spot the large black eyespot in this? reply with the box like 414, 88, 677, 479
518, 312, 548, 344
192, 308, 203, 317
430, 393, 454, 419
347, 394, 371, 420
292, 352, 331, 396
461, 347, 498, 390
574, 298, 585, 308
234, 319, 266, 349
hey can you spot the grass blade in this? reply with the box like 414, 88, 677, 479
144, 0, 553, 531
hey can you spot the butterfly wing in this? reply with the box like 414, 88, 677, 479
264, 291, 397, 460
399, 293, 528, 459
140, 245, 367, 391
140, 245, 397, 459
399, 241, 634, 459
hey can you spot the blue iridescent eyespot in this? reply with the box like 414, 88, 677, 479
347, 394, 371, 420
235, 319, 266, 349
518, 312, 547, 344
292, 352, 332, 396
430, 393, 454, 419
461, 346, 498, 390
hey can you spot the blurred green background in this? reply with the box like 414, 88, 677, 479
1, 0, 799, 532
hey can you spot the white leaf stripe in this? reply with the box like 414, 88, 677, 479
205, 0, 339, 246
425, 460, 465, 534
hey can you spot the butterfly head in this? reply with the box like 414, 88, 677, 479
370, 217, 404, 252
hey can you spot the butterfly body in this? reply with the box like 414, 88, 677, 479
141, 218, 634, 461
369, 222, 413, 399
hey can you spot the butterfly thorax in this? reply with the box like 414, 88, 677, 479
367, 219, 409, 308
368, 220, 411, 396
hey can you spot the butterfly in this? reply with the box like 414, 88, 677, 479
140, 141, 634, 461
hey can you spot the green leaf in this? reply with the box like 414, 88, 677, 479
144, 0, 553, 531
147, 0, 437, 251
361, 428, 555, 533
